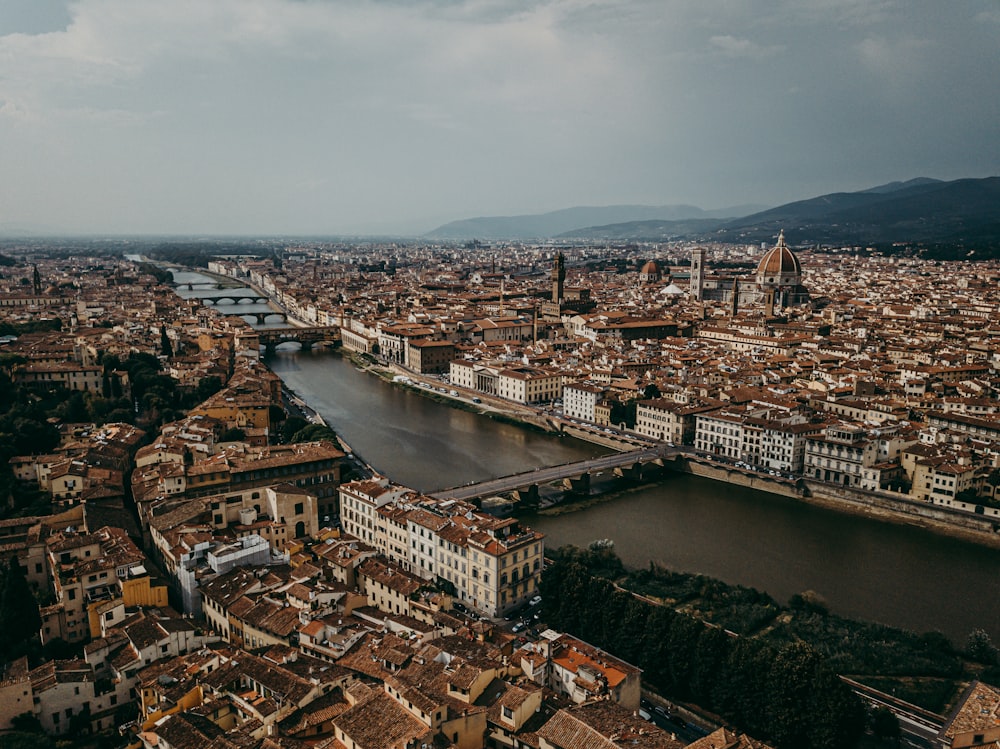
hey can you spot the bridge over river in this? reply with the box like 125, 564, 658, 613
257, 326, 340, 354
431, 445, 678, 502
198, 293, 270, 305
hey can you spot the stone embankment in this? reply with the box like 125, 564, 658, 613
677, 455, 1000, 548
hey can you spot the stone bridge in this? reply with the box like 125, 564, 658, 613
199, 293, 270, 305
430, 446, 677, 505
258, 326, 341, 354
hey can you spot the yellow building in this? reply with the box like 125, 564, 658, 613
87, 565, 170, 638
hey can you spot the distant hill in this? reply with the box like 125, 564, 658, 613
424, 204, 767, 240
555, 217, 726, 240
859, 177, 943, 194
708, 176, 1000, 245
557, 177, 1000, 246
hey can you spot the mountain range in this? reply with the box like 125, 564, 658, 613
425, 177, 1000, 246
424, 203, 768, 240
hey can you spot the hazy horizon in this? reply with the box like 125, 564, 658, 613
2, 0, 998, 236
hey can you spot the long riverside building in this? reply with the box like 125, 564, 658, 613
338, 477, 544, 617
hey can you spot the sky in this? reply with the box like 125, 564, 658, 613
1, 0, 998, 236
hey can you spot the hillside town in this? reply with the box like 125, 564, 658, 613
2, 237, 1000, 749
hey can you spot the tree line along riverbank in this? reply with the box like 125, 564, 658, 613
541, 543, 1000, 746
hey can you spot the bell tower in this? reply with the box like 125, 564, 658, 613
690, 248, 705, 301
551, 252, 565, 304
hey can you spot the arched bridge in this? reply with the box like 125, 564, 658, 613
200, 294, 270, 305
258, 326, 341, 354
430, 445, 679, 503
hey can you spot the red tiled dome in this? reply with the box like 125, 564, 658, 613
756, 231, 801, 278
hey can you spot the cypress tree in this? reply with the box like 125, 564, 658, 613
160, 324, 173, 358
0, 558, 41, 658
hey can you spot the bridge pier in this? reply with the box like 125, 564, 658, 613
512, 484, 539, 506
562, 472, 591, 494
614, 462, 645, 481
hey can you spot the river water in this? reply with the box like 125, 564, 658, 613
175, 268, 1000, 643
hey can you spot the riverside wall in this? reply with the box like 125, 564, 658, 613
675, 455, 1000, 547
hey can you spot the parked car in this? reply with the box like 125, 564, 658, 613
529, 595, 542, 606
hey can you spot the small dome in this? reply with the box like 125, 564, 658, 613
756, 231, 801, 278
638, 260, 662, 285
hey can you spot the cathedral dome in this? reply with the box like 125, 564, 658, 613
756, 231, 801, 288
639, 260, 662, 284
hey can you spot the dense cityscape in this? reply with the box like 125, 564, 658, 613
1, 236, 999, 749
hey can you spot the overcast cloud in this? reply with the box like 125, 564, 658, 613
1, 0, 997, 235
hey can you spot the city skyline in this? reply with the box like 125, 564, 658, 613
1, 0, 998, 236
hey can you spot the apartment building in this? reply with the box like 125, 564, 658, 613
41, 526, 147, 644
339, 478, 544, 616
497, 367, 563, 405
805, 424, 879, 487
636, 397, 719, 445
563, 382, 604, 423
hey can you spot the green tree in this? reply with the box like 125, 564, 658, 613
539, 560, 592, 635
0, 353, 27, 373
966, 628, 999, 665
612, 596, 650, 665
871, 706, 901, 745
220, 427, 247, 442
110, 373, 123, 399
0, 730, 55, 749
713, 636, 774, 737
0, 558, 41, 658
666, 614, 702, 699
289, 424, 338, 443
765, 642, 821, 748
639, 605, 677, 688
55, 391, 89, 423
281, 416, 309, 443
691, 625, 731, 708
160, 324, 173, 358
195, 375, 223, 402
807, 666, 867, 749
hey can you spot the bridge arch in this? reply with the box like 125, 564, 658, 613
258, 326, 341, 355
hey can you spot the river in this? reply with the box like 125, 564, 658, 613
175, 267, 1000, 643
